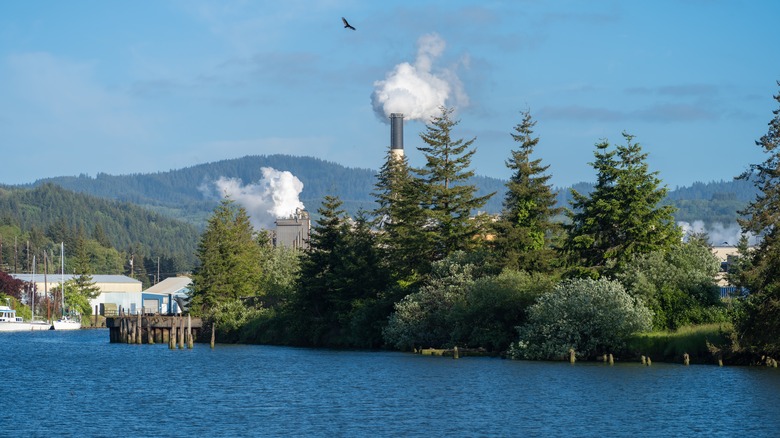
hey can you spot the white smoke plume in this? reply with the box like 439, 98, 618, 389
678, 221, 758, 246
371, 33, 468, 123
204, 167, 305, 230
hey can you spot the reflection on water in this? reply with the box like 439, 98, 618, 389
2, 330, 779, 436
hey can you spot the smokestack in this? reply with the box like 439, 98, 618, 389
390, 113, 404, 157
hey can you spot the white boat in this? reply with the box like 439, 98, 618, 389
51, 316, 81, 330
0, 305, 51, 332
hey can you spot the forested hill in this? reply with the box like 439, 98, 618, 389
0, 183, 199, 272
27, 154, 757, 227
31, 155, 506, 224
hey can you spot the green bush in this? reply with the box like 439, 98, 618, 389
509, 278, 653, 360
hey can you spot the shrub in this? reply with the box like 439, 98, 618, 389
509, 278, 653, 360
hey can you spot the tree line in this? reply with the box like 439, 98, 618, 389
188, 85, 780, 362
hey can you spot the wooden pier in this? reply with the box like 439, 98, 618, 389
106, 312, 203, 348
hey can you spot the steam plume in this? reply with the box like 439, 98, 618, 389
371, 33, 467, 123
678, 221, 757, 246
204, 167, 305, 230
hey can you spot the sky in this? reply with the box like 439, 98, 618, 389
1, 0, 779, 190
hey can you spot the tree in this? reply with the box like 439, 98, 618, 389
452, 269, 556, 352
383, 252, 480, 350
509, 278, 653, 360
733, 81, 780, 356
190, 199, 263, 315
68, 230, 100, 316
294, 198, 392, 347
372, 150, 431, 280
616, 239, 725, 330
0, 270, 28, 300
414, 106, 494, 264
565, 133, 680, 277
491, 110, 563, 273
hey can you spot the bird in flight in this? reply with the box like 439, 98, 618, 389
342, 17, 356, 31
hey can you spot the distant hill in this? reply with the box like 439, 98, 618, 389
0, 183, 199, 270
27, 154, 757, 229
31, 155, 506, 225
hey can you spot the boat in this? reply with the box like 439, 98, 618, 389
52, 315, 81, 330
50, 242, 81, 331
0, 305, 51, 332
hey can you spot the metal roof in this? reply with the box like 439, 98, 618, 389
144, 276, 192, 294
11, 274, 142, 284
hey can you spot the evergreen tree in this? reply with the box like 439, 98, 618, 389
294, 195, 352, 345
372, 150, 431, 280
190, 199, 263, 315
69, 229, 100, 315
492, 110, 563, 273
565, 133, 679, 277
414, 106, 494, 263
733, 81, 780, 355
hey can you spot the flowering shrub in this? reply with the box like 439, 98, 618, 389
509, 278, 653, 360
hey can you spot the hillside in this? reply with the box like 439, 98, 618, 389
25, 154, 757, 230
32, 154, 506, 225
0, 183, 199, 272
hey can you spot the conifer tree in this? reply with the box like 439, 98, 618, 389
565, 133, 679, 277
190, 199, 263, 315
414, 106, 494, 263
68, 228, 100, 315
372, 150, 430, 280
294, 195, 351, 344
492, 110, 562, 273
733, 82, 780, 355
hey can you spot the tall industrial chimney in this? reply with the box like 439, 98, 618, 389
390, 113, 404, 158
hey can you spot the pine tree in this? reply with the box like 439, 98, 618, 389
190, 199, 263, 315
565, 133, 679, 277
733, 82, 780, 355
372, 150, 431, 280
294, 195, 351, 345
414, 106, 494, 263
492, 110, 563, 273
69, 229, 100, 315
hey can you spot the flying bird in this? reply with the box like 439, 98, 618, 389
342, 17, 356, 31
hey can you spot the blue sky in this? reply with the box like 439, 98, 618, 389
1, 0, 778, 189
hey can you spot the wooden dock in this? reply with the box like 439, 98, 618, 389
106, 313, 203, 348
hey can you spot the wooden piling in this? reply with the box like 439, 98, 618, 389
136, 311, 142, 344
569, 348, 576, 364
609, 354, 614, 365
178, 316, 184, 349
683, 353, 690, 366
210, 322, 216, 349
646, 357, 652, 366
453, 346, 459, 359
641, 355, 646, 365
186, 314, 192, 349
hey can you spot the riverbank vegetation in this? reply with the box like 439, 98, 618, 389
183, 85, 780, 365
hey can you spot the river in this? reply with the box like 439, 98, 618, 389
1, 329, 779, 437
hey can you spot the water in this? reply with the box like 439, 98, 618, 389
1, 330, 779, 437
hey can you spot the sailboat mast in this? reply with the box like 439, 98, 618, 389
31, 255, 36, 321
61, 242, 65, 316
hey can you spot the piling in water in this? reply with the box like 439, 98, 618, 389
609, 354, 614, 366
187, 314, 193, 349
453, 346, 459, 359
641, 355, 646, 365
683, 353, 690, 366
569, 348, 576, 364
646, 357, 652, 366
210, 322, 216, 349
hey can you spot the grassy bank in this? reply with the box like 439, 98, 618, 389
624, 323, 731, 364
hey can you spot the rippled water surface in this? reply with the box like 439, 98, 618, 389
2, 330, 779, 437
